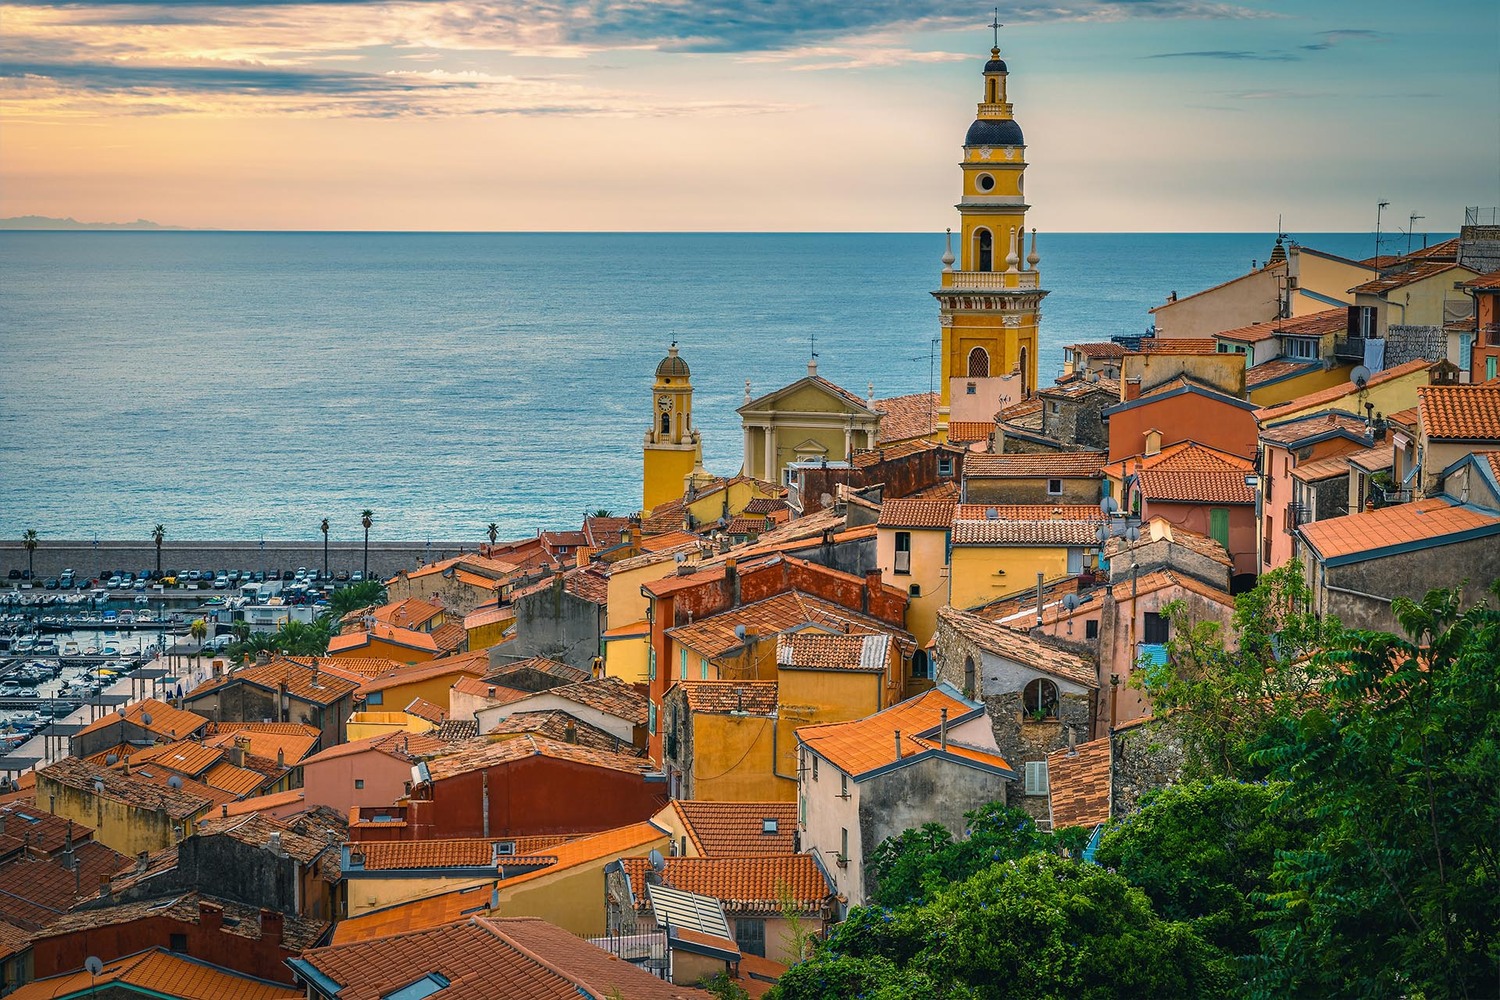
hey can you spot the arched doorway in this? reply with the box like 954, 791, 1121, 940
976, 228, 993, 272
910, 649, 929, 680
967, 347, 990, 378
963, 655, 977, 697
1019, 346, 1029, 397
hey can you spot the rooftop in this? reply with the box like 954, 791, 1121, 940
937, 607, 1097, 688
38, 757, 212, 821
300, 730, 449, 767
1299, 496, 1500, 564
1417, 384, 1500, 440
1349, 261, 1464, 295
950, 504, 1104, 547
962, 452, 1107, 479
486, 710, 629, 753
618, 854, 831, 913
872, 391, 939, 444
1259, 410, 1373, 446
351, 835, 573, 872
517, 676, 647, 725
877, 498, 956, 530
71, 697, 207, 743
776, 632, 891, 673
188, 657, 357, 707
673, 680, 779, 716
1254, 359, 1435, 424
1047, 737, 1112, 830
796, 685, 1011, 780
424, 733, 656, 782
666, 590, 910, 661
8, 947, 301, 1000
662, 801, 798, 857
357, 656, 488, 696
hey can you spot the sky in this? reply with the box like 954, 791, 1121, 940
2, 0, 1497, 232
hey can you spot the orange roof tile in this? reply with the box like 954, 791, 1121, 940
946, 420, 994, 443
776, 632, 890, 672
352, 835, 573, 871
666, 590, 910, 661
1138, 467, 1254, 504
525, 676, 647, 725
877, 498, 956, 529
1418, 384, 1500, 440
201, 760, 271, 797
487, 710, 628, 753
1462, 269, 1500, 290
128, 740, 223, 778
937, 606, 1097, 688
1349, 261, 1465, 295
402, 553, 519, 582
1289, 454, 1356, 483
38, 757, 214, 821
1136, 337, 1221, 355
424, 733, 655, 782
451, 675, 531, 706
618, 854, 831, 913
873, 391, 940, 443
1299, 497, 1500, 563
202, 722, 321, 764
950, 504, 1104, 546
71, 697, 208, 742
796, 686, 1012, 779
358, 657, 487, 696
963, 452, 1106, 478
666, 801, 798, 857
672, 680, 778, 716
1065, 342, 1127, 359
8, 947, 302, 1000
188, 657, 357, 707
463, 604, 515, 629
301, 730, 449, 767
371, 598, 445, 631
217, 789, 306, 817
1047, 737, 1112, 830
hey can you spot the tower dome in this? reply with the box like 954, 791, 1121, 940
656, 345, 690, 378
964, 118, 1024, 147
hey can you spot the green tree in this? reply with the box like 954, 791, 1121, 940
1136, 565, 1345, 778
487, 522, 499, 546
1094, 779, 1307, 977
773, 854, 1224, 1000
591, 509, 614, 518
152, 524, 165, 576
326, 578, 387, 621
320, 518, 330, 579
188, 618, 208, 662
21, 529, 38, 579
360, 509, 374, 579
1247, 585, 1500, 999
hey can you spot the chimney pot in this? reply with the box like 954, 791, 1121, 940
894, 729, 901, 760
939, 709, 948, 751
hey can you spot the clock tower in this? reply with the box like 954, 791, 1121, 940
932, 33, 1048, 436
642, 344, 702, 512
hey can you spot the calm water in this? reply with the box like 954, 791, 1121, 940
0, 231, 1384, 541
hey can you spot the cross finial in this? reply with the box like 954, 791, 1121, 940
990, 8, 1002, 49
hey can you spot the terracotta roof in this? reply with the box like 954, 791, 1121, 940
877, 498, 956, 529
1418, 384, 1500, 440
188, 657, 357, 707
200, 760, 272, 797
0, 919, 29, 960
726, 515, 770, 536
1037, 375, 1120, 399
744, 497, 789, 515
1047, 737, 1112, 830
358, 656, 487, 696
352, 836, 573, 871
525, 676, 647, 725
203, 722, 321, 764
405, 697, 446, 724
38, 757, 213, 821
937, 606, 1097, 688
1066, 342, 1126, 359
996, 397, 1044, 424
285, 655, 401, 680
776, 632, 889, 672
1274, 306, 1349, 336
424, 733, 656, 782
582, 515, 631, 548
874, 391, 939, 443
463, 603, 515, 629
797, 686, 1011, 779
852, 439, 951, 469
1402, 236, 1461, 262
195, 812, 331, 866
1104, 441, 1254, 482
0, 802, 92, 857
1344, 443, 1394, 472
510, 566, 609, 606
371, 598, 445, 631
673, 680, 778, 716
619, 854, 831, 913
1349, 261, 1463, 295
8, 947, 302, 1000
666, 801, 798, 857
1101, 569, 1232, 613
1259, 410, 1373, 445
487, 710, 629, 753
963, 452, 1106, 479
666, 590, 911, 661
40, 890, 326, 951
642, 529, 708, 551
1138, 467, 1254, 504
1289, 454, 1355, 483
402, 553, 518, 583
434, 719, 481, 742
1462, 269, 1500, 290
1245, 358, 1324, 389
451, 675, 531, 706
71, 697, 208, 742
129, 741, 223, 778
951, 504, 1104, 546
0, 840, 127, 931
217, 789, 305, 818
301, 731, 449, 767
1299, 496, 1500, 563
332, 824, 668, 944
946, 420, 994, 443
1254, 359, 1436, 423
540, 530, 588, 548
1136, 337, 1221, 355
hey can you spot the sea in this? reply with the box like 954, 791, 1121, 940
0, 231, 1402, 543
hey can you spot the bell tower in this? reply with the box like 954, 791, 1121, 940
932, 26, 1048, 436
643, 344, 702, 512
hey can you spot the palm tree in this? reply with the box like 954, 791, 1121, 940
188, 618, 208, 662
360, 509, 374, 579
320, 518, 330, 579
21, 530, 38, 580
591, 509, 614, 518
152, 524, 165, 576
487, 522, 499, 546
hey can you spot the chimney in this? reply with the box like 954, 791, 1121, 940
1144, 428, 1163, 457
199, 901, 223, 933
276, 747, 285, 769
939, 709, 949, 750
563, 720, 577, 744
1067, 726, 1079, 756
98, 874, 112, 900
893, 729, 901, 760
221, 804, 229, 818
259, 908, 284, 948
310, 659, 321, 689
227, 739, 246, 768
256, 650, 271, 666
62, 820, 75, 871
135, 850, 150, 874
268, 831, 284, 856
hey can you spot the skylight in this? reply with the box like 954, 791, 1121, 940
383, 973, 451, 1000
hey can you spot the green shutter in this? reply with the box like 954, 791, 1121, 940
1210, 508, 1230, 549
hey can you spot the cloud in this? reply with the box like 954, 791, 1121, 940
1146, 49, 1298, 61
1301, 29, 1385, 52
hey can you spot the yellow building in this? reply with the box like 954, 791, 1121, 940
36, 757, 209, 856
1254, 358, 1441, 428
933, 39, 1048, 435
738, 361, 882, 484
875, 498, 956, 648
356, 652, 489, 715
643, 344, 703, 513
947, 503, 1102, 610
664, 681, 788, 802
602, 546, 702, 683
461, 602, 515, 650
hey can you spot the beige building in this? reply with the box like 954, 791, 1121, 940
874, 498, 955, 649
739, 361, 881, 485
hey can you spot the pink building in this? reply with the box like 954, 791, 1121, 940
300, 731, 450, 818
1256, 412, 1375, 573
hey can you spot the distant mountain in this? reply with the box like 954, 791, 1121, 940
0, 215, 196, 231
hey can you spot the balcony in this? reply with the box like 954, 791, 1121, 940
940, 270, 1039, 291
1333, 337, 1367, 362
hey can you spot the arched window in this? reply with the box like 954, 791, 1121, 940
963, 655, 977, 697
975, 228, 993, 272
910, 649, 929, 680
967, 347, 990, 378
1023, 678, 1059, 720
660, 412, 670, 435
986, 79, 997, 103
1019, 346, 1029, 397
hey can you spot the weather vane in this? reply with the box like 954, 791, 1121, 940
990, 8, 1002, 48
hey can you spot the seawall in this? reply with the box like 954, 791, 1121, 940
0, 540, 481, 581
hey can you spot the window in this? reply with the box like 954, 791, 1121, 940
975, 228, 993, 272
648, 701, 657, 735
737, 918, 766, 958
938, 458, 954, 477
679, 648, 688, 679
1209, 507, 1230, 550
910, 649, 929, 679
840, 773, 849, 799
812, 756, 819, 781
839, 827, 849, 865
660, 412, 670, 435
894, 532, 912, 575
1047, 478, 1063, 496
966, 382, 977, 395
169, 933, 188, 953
1085, 620, 1099, 640
964, 655, 976, 697
967, 347, 990, 378
762, 818, 778, 834
648, 647, 656, 680
908, 583, 921, 597
699, 656, 708, 680
1143, 611, 1169, 644
1283, 336, 1319, 360
1023, 760, 1049, 796
1022, 678, 1059, 720
366, 691, 383, 706
1489, 356, 1498, 381
354, 779, 364, 790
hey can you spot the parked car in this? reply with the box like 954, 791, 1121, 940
252, 571, 265, 583
106, 575, 123, 588
44, 578, 58, 590
351, 572, 364, 583
335, 570, 351, 582
6, 570, 20, 581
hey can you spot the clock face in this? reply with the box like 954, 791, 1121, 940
657, 394, 672, 411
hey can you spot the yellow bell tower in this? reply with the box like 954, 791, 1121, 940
642, 344, 703, 512
932, 28, 1048, 436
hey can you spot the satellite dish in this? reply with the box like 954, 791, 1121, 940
1063, 594, 1080, 611
1125, 526, 1141, 542
733, 625, 747, 640
116, 708, 126, 718
1095, 524, 1109, 545
105, 754, 119, 765
1350, 365, 1371, 389
85, 956, 104, 977
647, 849, 666, 872
441, 568, 456, 579
141, 713, 153, 726
93, 779, 105, 794
167, 775, 184, 789
819, 493, 834, 508
1099, 496, 1118, 515
673, 553, 687, 564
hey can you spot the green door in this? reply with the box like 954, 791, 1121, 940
1209, 508, 1230, 550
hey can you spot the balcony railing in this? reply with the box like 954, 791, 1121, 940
1333, 337, 1367, 362
941, 270, 1039, 291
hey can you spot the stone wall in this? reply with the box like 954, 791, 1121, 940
510, 578, 603, 669
1109, 716, 1185, 818
1384, 324, 1445, 367
1318, 534, 1500, 633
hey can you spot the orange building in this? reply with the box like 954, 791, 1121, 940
1104, 380, 1258, 465
1464, 271, 1500, 383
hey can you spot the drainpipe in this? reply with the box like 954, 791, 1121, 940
481, 770, 490, 839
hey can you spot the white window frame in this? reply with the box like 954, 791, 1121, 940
1023, 760, 1049, 796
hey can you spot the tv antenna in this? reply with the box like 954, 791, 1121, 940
1374, 200, 1390, 268
1407, 213, 1425, 255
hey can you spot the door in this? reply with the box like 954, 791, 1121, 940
1209, 508, 1230, 551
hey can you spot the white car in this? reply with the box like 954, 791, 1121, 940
213, 574, 229, 589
